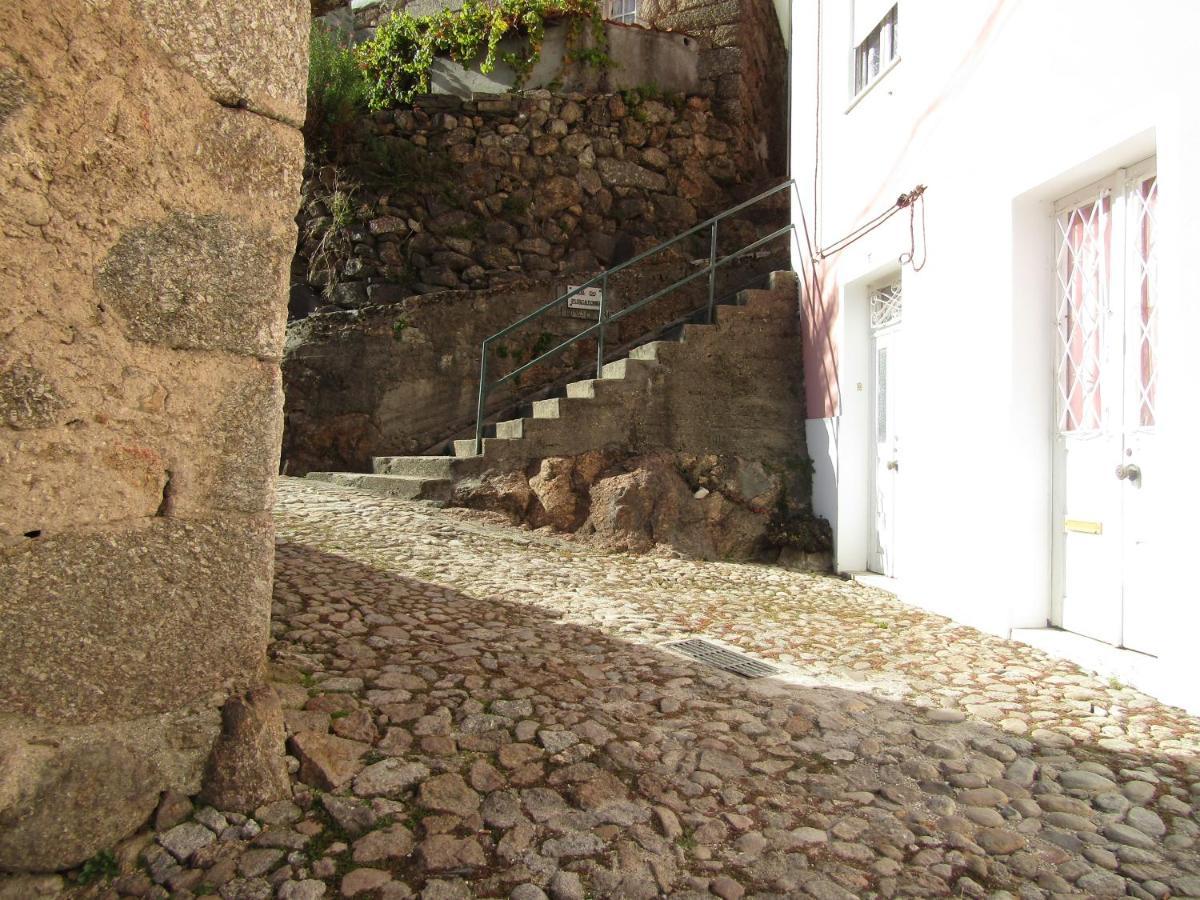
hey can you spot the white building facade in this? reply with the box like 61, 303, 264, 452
787, 0, 1199, 710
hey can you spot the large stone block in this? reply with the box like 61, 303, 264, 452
205, 362, 286, 515
0, 733, 160, 872
129, 0, 309, 128
97, 212, 290, 359
0, 516, 274, 723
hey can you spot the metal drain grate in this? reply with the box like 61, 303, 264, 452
664, 639, 778, 678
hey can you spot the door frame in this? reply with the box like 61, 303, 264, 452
1049, 156, 1158, 648
867, 277, 902, 577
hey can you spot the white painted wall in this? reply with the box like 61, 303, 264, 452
789, 0, 1200, 698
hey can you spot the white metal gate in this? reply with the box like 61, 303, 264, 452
1052, 158, 1159, 653
869, 280, 902, 577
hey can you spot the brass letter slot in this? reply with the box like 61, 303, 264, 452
1064, 519, 1103, 535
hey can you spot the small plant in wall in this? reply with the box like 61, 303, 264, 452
305, 171, 361, 300
356, 0, 610, 108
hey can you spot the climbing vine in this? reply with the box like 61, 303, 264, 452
356, 0, 610, 108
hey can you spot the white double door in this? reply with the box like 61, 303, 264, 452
1053, 159, 1160, 654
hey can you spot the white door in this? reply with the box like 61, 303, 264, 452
1053, 160, 1160, 654
869, 281, 901, 577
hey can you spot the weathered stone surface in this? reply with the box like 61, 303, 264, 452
351, 824, 415, 864
129, 0, 309, 127
352, 758, 430, 797
0, 517, 273, 722
0, 68, 28, 132
0, 734, 163, 870
0, 0, 303, 874
418, 773, 480, 817
199, 685, 290, 813
289, 731, 370, 790
596, 157, 668, 192
206, 364, 286, 514
0, 365, 66, 430
158, 822, 216, 862
97, 213, 290, 359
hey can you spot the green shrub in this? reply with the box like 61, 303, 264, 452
356, 0, 606, 109
306, 23, 369, 147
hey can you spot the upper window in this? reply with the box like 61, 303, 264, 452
854, 5, 899, 96
608, 0, 637, 24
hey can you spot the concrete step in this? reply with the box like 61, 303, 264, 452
453, 439, 480, 458
305, 472, 452, 502
532, 397, 575, 418
629, 340, 681, 362
600, 357, 656, 381
372, 455, 456, 478
495, 418, 525, 439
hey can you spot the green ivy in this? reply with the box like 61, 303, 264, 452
356, 0, 609, 108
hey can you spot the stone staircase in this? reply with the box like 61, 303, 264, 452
306, 271, 801, 504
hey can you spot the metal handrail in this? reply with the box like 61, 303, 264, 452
473, 178, 800, 453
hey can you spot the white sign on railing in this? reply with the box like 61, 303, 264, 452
566, 285, 603, 312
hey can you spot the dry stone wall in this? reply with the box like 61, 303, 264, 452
640, 0, 788, 173
0, 0, 305, 872
294, 88, 772, 313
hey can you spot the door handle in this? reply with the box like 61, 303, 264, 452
886, 460, 899, 471
1114, 463, 1141, 482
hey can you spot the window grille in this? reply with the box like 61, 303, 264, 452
1054, 193, 1110, 433
1129, 174, 1158, 427
875, 346, 888, 443
869, 280, 902, 330
1052, 166, 1158, 434
854, 5, 899, 96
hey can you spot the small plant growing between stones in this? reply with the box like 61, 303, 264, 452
392, 317, 409, 340
329, 709, 352, 719
74, 849, 118, 885
305, 172, 361, 300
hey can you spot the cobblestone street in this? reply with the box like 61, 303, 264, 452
64, 478, 1200, 899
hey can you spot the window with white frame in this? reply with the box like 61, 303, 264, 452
608, 0, 636, 24
854, 5, 898, 96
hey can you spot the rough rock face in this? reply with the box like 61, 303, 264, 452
0, 0, 304, 872
458, 451, 795, 561
197, 686, 291, 814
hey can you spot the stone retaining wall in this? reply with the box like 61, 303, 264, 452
640, 0, 789, 173
294, 88, 773, 314
0, 0, 305, 872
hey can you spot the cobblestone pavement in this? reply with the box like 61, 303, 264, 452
48, 478, 1200, 899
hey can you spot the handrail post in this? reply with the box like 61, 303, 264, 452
596, 272, 608, 378
474, 342, 489, 455
706, 219, 719, 323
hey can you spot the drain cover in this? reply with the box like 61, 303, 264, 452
664, 639, 778, 678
